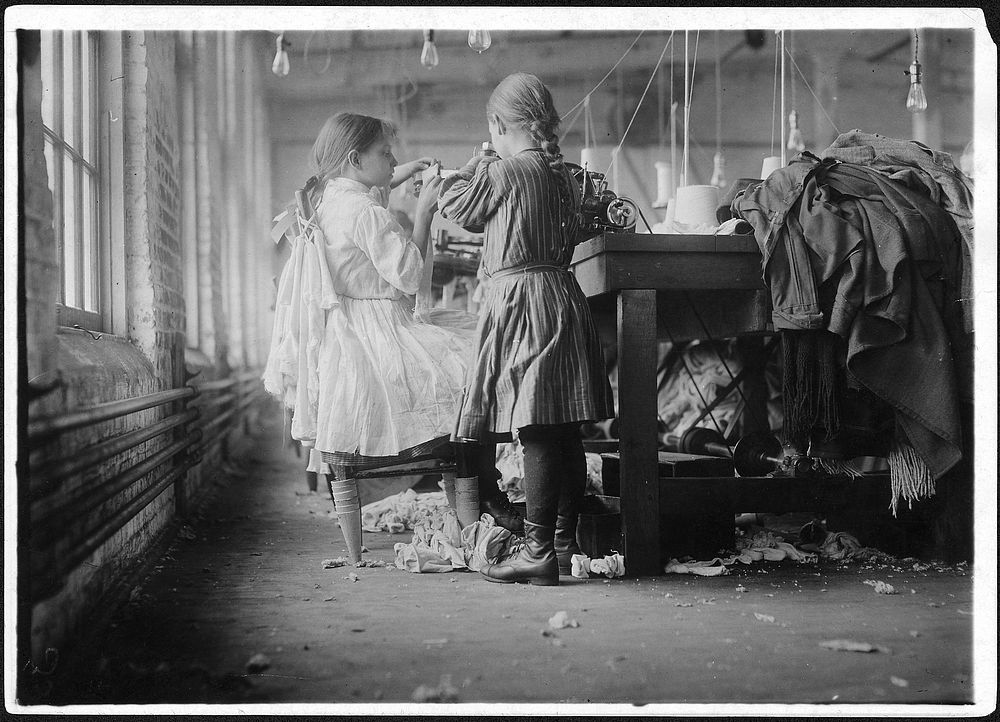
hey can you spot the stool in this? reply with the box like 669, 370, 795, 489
317, 439, 480, 562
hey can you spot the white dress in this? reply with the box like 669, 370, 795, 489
263, 177, 475, 458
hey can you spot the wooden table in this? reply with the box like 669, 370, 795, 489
570, 231, 771, 576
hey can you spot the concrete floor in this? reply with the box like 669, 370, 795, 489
24, 409, 980, 712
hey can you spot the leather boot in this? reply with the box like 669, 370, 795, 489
482, 496, 525, 534
480, 520, 559, 586
554, 426, 587, 574
554, 516, 583, 575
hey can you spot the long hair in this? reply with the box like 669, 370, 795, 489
487, 73, 576, 215
303, 112, 396, 203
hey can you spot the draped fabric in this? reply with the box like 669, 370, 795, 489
734, 152, 968, 510
263, 177, 476, 458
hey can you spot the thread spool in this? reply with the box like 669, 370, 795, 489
663, 198, 677, 229
760, 156, 783, 179
673, 185, 720, 227
453, 476, 481, 528
441, 472, 457, 511
653, 161, 675, 208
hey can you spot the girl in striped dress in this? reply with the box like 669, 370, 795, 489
438, 73, 615, 586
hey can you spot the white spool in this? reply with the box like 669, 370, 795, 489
760, 156, 783, 179
664, 197, 677, 228
653, 161, 675, 208
673, 185, 720, 227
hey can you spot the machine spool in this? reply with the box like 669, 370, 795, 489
663, 426, 783, 477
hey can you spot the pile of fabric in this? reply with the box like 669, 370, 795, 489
360, 488, 452, 534
392, 510, 523, 573
663, 526, 866, 576
657, 340, 744, 437
733, 131, 973, 513
495, 442, 605, 502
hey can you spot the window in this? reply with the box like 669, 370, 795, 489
39, 30, 107, 330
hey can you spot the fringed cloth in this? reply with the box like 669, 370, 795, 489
780, 330, 841, 449
888, 431, 937, 515
780, 329, 938, 514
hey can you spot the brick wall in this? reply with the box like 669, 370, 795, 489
19, 31, 59, 393
123, 31, 185, 382
20, 29, 275, 665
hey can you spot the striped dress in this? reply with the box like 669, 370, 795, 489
438, 148, 614, 440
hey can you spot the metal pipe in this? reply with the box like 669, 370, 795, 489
202, 405, 238, 435
29, 407, 200, 500
32, 453, 199, 602
188, 390, 237, 408
189, 378, 238, 392
27, 387, 197, 441
31, 431, 203, 536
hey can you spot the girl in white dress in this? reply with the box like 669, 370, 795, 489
265, 113, 471, 462
265, 113, 525, 544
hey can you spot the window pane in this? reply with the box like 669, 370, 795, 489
80, 33, 95, 162
62, 161, 78, 308
82, 170, 98, 311
39, 32, 55, 129
61, 32, 77, 150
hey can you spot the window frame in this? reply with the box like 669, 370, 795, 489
40, 30, 124, 334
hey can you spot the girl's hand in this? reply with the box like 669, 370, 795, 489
392, 157, 437, 189
415, 175, 442, 220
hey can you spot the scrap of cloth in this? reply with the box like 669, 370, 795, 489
734, 151, 966, 508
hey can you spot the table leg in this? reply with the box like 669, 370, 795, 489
617, 289, 660, 577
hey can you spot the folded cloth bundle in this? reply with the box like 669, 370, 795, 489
571, 552, 626, 579
663, 558, 730, 576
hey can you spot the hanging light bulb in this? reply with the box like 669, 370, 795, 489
271, 33, 290, 77
420, 29, 439, 69
905, 30, 928, 113
905, 61, 927, 113
467, 29, 492, 54
786, 109, 806, 152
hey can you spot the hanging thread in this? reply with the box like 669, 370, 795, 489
604, 33, 675, 181
784, 46, 841, 135
780, 30, 786, 166
770, 35, 779, 157
561, 30, 646, 118
682, 30, 700, 187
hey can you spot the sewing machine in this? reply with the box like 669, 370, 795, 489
565, 162, 639, 240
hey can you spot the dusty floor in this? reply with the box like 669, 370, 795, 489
24, 410, 978, 711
